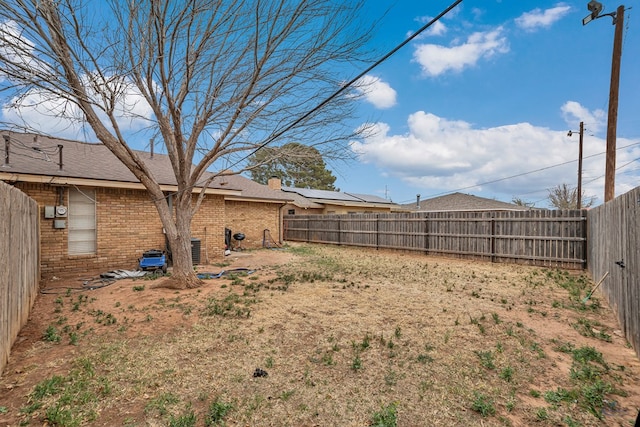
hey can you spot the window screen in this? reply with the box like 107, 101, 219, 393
68, 188, 96, 255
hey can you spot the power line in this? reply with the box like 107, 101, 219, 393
400, 140, 640, 204
166, 0, 465, 201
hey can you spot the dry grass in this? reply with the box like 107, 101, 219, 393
1, 243, 639, 426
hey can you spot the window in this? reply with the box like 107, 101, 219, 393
68, 188, 96, 255
288, 209, 295, 215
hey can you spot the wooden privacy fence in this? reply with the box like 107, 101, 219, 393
588, 186, 640, 359
284, 209, 587, 269
0, 182, 40, 376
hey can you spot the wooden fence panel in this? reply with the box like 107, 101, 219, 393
588, 187, 640, 359
1, 182, 40, 376
284, 209, 587, 269
340, 214, 378, 248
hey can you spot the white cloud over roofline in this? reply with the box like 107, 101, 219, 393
2, 76, 154, 140
350, 104, 639, 204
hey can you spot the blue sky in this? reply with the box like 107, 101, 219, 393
1, 1, 637, 208
335, 0, 639, 207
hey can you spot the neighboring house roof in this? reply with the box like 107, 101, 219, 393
219, 174, 294, 203
0, 131, 290, 202
280, 191, 325, 209
402, 192, 530, 212
282, 186, 397, 209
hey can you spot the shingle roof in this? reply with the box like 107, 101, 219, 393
402, 192, 530, 212
1, 131, 194, 186
221, 174, 294, 202
0, 131, 290, 202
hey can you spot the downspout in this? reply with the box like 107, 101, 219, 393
278, 202, 286, 244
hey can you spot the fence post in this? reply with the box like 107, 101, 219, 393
337, 216, 341, 246
582, 209, 588, 270
424, 215, 430, 254
490, 213, 496, 263
376, 214, 380, 250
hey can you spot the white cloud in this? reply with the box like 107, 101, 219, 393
2, 77, 154, 139
412, 27, 509, 77
561, 101, 606, 134
0, 20, 49, 82
350, 109, 635, 205
515, 4, 572, 31
353, 74, 397, 109
410, 16, 447, 38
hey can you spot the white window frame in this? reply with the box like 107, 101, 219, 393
68, 188, 97, 255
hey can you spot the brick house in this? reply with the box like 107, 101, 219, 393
0, 132, 291, 278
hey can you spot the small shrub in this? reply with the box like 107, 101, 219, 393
168, 408, 196, 427
499, 366, 514, 382
370, 402, 397, 427
417, 354, 433, 364
474, 350, 495, 370
204, 397, 233, 426
544, 388, 577, 406
351, 355, 362, 371
471, 392, 495, 417
43, 325, 62, 343
536, 407, 548, 421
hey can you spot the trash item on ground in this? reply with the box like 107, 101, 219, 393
139, 249, 168, 273
253, 368, 268, 378
40, 277, 117, 294
197, 268, 254, 279
100, 269, 149, 279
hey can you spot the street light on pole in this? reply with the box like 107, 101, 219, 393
582, 1, 625, 202
568, 122, 584, 209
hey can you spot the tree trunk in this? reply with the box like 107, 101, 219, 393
155, 192, 203, 289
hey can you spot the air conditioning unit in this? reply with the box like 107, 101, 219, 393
55, 205, 68, 217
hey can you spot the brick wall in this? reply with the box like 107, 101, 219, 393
14, 183, 226, 278
191, 194, 226, 264
224, 200, 282, 249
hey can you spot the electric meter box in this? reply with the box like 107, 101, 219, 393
44, 206, 55, 219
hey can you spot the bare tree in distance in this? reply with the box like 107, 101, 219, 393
548, 183, 596, 210
511, 196, 535, 208
0, 0, 373, 288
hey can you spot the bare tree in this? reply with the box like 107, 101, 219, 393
548, 183, 595, 209
511, 196, 535, 208
0, 0, 371, 288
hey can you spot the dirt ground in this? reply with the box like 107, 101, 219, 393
1, 243, 639, 426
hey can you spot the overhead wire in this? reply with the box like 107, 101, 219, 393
152, 0, 465, 202
399, 140, 640, 205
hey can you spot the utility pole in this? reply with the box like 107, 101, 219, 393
568, 121, 585, 209
577, 121, 584, 209
583, 2, 625, 202
604, 5, 624, 202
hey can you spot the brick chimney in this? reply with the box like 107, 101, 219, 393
268, 177, 281, 190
